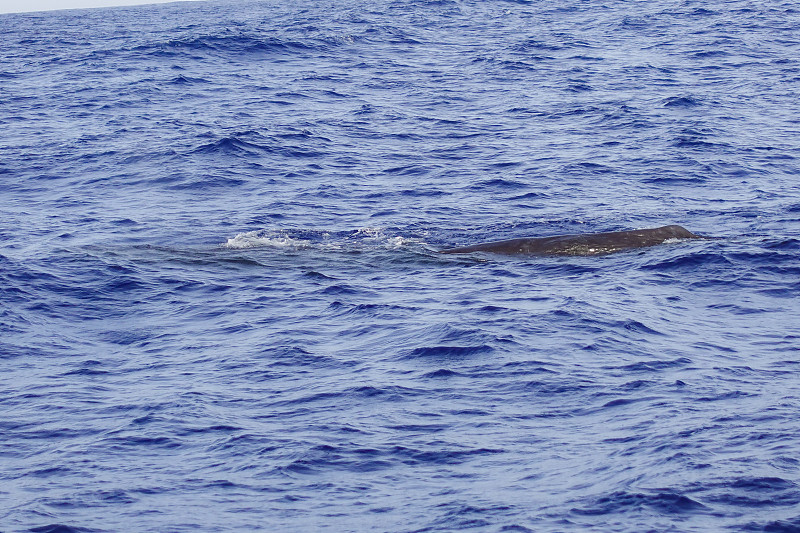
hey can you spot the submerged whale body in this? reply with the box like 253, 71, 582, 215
440, 225, 705, 256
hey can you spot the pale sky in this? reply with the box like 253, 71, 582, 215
0, 0, 197, 14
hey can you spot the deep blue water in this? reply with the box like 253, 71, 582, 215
2, 0, 800, 531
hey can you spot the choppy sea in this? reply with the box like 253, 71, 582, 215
2, 0, 800, 531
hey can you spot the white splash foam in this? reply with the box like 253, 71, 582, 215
222, 227, 423, 251
222, 231, 310, 250
349, 228, 423, 249
385, 236, 417, 248
350, 227, 385, 239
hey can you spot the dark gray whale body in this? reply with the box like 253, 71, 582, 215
440, 225, 704, 256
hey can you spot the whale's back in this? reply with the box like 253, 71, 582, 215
440, 225, 704, 256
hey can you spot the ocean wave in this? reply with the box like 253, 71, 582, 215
572, 490, 708, 516
138, 33, 319, 57
189, 132, 327, 159
28, 526, 102, 533
662, 95, 703, 107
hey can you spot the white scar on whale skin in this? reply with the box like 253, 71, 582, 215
439, 225, 710, 257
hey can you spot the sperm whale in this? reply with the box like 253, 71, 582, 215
439, 225, 706, 256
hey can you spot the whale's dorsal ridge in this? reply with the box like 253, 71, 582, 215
440, 225, 707, 256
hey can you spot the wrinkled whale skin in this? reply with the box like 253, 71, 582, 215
440, 225, 705, 256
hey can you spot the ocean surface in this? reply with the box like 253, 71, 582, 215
2, 0, 800, 531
